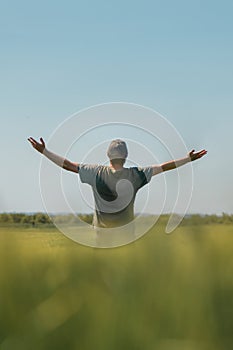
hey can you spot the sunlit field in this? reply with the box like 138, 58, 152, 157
0, 220, 233, 350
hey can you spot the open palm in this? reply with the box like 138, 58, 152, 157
28, 137, 46, 153
189, 149, 207, 161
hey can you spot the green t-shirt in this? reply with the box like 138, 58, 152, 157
78, 164, 153, 228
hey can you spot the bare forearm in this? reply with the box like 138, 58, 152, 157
161, 155, 190, 172
43, 149, 78, 172
43, 148, 66, 167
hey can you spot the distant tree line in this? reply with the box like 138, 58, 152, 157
0, 213, 93, 226
180, 213, 233, 225
0, 213, 232, 226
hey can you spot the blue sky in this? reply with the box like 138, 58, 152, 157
1, 0, 233, 214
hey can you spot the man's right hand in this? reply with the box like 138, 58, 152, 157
28, 137, 46, 153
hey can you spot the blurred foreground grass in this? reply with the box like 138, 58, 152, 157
0, 222, 233, 350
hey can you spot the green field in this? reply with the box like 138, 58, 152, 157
0, 222, 233, 350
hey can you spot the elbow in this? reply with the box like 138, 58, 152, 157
161, 164, 174, 172
63, 160, 78, 173
63, 160, 72, 172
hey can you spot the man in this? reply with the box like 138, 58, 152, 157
28, 137, 207, 229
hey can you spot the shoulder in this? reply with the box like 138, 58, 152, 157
78, 164, 102, 184
79, 163, 100, 170
129, 166, 153, 184
78, 163, 102, 173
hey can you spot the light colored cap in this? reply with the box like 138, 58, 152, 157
107, 139, 128, 160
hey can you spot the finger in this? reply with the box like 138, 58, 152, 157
28, 137, 36, 146
199, 150, 207, 157
197, 150, 207, 158
28, 137, 37, 144
198, 149, 207, 154
40, 137, 45, 146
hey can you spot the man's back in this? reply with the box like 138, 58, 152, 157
78, 164, 153, 228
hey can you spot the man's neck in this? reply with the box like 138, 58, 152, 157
110, 163, 124, 171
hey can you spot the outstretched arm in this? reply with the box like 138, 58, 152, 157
152, 149, 207, 176
28, 137, 79, 173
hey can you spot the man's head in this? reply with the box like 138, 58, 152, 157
107, 139, 128, 167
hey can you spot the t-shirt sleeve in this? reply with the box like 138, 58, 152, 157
78, 164, 99, 186
134, 166, 153, 190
